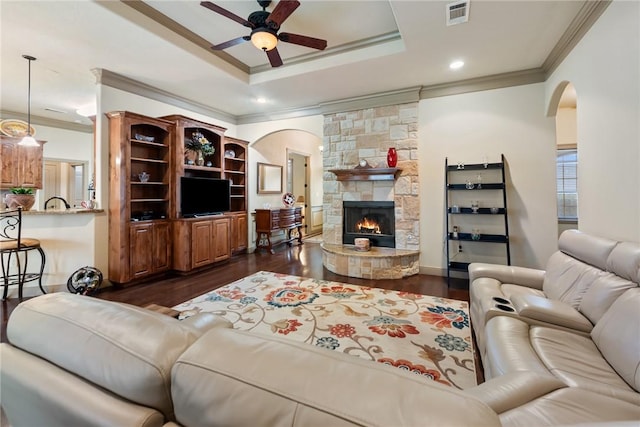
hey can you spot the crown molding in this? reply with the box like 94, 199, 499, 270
419, 68, 546, 100
0, 110, 93, 133
542, 0, 612, 77
249, 32, 402, 75
93, 69, 237, 125
235, 87, 421, 124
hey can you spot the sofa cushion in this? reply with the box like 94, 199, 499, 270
579, 273, 637, 324
591, 288, 640, 392
172, 326, 501, 427
557, 229, 618, 271
0, 344, 165, 427
542, 252, 607, 308
499, 387, 640, 426
606, 241, 640, 284
530, 325, 639, 405
6, 293, 207, 420
483, 316, 549, 379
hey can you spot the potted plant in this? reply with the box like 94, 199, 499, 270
185, 131, 215, 166
5, 187, 36, 211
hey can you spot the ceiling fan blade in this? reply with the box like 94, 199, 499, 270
278, 32, 327, 50
266, 47, 283, 67
200, 1, 254, 28
266, 0, 300, 28
211, 36, 250, 50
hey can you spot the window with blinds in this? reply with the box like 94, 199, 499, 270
557, 149, 578, 219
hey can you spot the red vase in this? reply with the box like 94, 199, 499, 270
387, 147, 397, 168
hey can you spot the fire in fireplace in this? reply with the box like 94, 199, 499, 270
356, 217, 382, 234
343, 201, 395, 248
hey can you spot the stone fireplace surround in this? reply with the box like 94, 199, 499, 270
321, 103, 420, 279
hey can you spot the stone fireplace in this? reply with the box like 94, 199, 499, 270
343, 201, 395, 248
320, 102, 420, 279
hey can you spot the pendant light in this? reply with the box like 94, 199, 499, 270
19, 54, 39, 147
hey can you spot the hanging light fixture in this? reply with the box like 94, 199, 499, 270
250, 28, 278, 51
19, 54, 39, 147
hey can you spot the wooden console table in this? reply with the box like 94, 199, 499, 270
254, 207, 303, 254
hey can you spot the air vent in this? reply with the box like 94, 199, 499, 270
45, 107, 67, 114
446, 0, 469, 26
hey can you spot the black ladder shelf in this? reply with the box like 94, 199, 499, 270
445, 154, 511, 286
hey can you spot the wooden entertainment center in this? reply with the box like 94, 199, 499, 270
107, 111, 248, 285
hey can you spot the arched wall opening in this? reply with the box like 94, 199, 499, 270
250, 128, 324, 242
548, 81, 578, 236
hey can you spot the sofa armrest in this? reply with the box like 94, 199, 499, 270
510, 294, 593, 332
469, 263, 545, 290
465, 371, 566, 414
180, 313, 232, 334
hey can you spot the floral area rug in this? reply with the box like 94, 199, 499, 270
173, 271, 476, 389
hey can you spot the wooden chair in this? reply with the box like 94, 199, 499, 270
0, 207, 46, 300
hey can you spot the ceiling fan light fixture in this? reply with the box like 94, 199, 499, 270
19, 54, 39, 147
251, 29, 277, 51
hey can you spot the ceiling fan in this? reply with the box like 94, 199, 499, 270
201, 0, 327, 67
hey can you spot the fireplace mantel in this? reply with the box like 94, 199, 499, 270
329, 167, 401, 181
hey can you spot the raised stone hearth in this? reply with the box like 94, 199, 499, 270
321, 243, 419, 279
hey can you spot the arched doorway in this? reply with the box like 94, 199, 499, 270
251, 129, 324, 239
549, 82, 578, 235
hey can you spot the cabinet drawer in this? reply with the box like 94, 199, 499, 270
279, 215, 295, 228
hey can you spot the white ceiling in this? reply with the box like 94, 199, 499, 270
0, 1, 596, 128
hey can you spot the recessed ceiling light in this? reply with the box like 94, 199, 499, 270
450, 60, 465, 70
255, 97, 267, 104
76, 105, 96, 117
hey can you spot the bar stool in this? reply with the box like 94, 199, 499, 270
0, 207, 46, 300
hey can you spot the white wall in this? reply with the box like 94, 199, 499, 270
419, 83, 558, 271
37, 124, 93, 162
545, 0, 640, 242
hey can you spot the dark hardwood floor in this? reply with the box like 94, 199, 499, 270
1, 241, 482, 381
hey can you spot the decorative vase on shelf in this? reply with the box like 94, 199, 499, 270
387, 147, 397, 168
196, 151, 205, 166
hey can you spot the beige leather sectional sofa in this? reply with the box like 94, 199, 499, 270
469, 229, 640, 425
1, 229, 638, 426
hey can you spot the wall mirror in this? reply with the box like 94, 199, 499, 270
257, 162, 283, 194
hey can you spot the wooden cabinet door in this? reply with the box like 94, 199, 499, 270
213, 217, 230, 262
0, 139, 17, 187
232, 213, 248, 252
153, 221, 171, 272
19, 143, 43, 188
130, 223, 154, 278
192, 220, 214, 268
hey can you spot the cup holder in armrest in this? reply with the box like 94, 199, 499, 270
495, 304, 515, 312
492, 297, 511, 305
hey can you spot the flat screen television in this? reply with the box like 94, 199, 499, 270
180, 176, 231, 217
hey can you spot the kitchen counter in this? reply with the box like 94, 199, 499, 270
1, 208, 107, 299
15, 208, 104, 215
